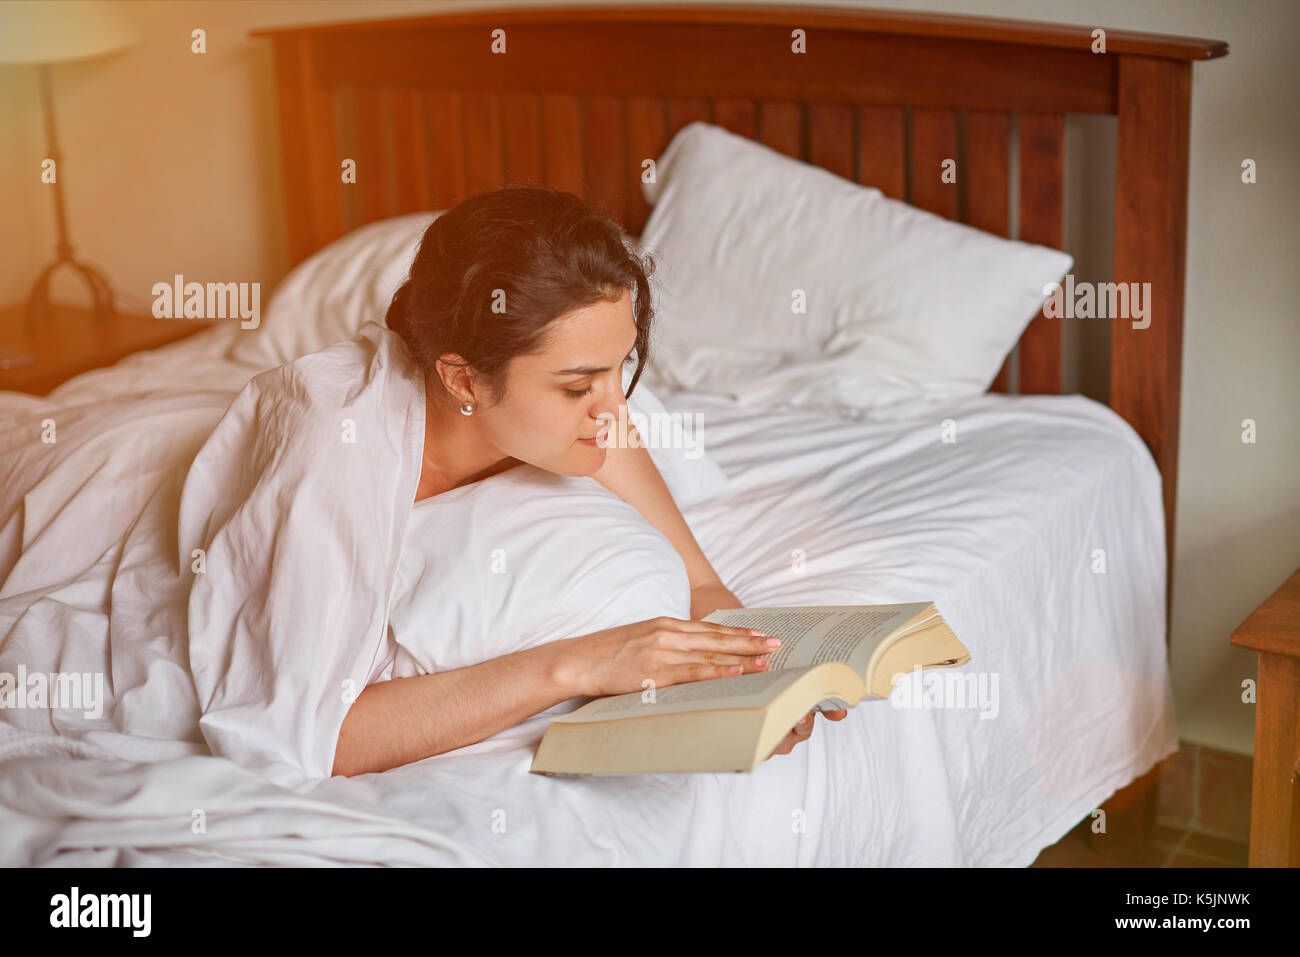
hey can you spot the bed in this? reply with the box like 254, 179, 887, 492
0, 4, 1227, 866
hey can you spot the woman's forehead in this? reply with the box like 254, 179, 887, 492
534, 297, 636, 359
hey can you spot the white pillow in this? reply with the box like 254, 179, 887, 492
386, 463, 691, 683
228, 211, 439, 368
636, 122, 1073, 415
230, 211, 729, 507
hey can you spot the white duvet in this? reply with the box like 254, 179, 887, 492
0, 322, 1176, 866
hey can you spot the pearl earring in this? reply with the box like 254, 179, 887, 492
460, 402, 474, 416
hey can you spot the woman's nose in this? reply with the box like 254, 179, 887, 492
589, 382, 625, 430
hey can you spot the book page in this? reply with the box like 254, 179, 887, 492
703, 603, 932, 677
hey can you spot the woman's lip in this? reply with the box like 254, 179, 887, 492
578, 436, 599, 444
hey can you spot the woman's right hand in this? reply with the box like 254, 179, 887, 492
557, 617, 780, 698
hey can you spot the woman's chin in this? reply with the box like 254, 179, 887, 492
565, 443, 608, 475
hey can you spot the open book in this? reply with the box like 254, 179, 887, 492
530, 601, 970, 775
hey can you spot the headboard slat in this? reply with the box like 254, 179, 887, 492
713, 98, 758, 139
855, 105, 905, 200
667, 98, 714, 143
757, 100, 801, 159
391, 88, 431, 214
910, 108, 959, 219
1017, 111, 1066, 395
809, 103, 855, 182
463, 91, 506, 197
502, 92, 544, 185
624, 96, 667, 234
965, 109, 1014, 393
541, 93, 584, 196
354, 86, 390, 223
426, 91, 467, 209
584, 94, 628, 223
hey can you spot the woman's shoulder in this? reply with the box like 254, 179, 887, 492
250, 321, 419, 411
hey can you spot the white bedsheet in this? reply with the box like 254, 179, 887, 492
0, 326, 1176, 866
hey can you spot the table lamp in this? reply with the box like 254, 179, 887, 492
0, 0, 141, 327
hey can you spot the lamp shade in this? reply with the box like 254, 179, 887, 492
0, 0, 140, 65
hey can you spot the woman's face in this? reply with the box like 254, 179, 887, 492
473, 288, 639, 477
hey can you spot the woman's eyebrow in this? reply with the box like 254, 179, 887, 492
551, 348, 636, 376
551, 363, 612, 376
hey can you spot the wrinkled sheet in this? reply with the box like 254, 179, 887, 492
0, 324, 1175, 865
178, 322, 424, 786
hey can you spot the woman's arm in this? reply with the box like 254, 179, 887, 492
334, 617, 774, 776
588, 439, 740, 617
333, 641, 572, 777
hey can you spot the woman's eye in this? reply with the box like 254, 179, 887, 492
565, 385, 595, 399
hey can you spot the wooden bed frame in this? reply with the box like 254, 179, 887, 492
253, 4, 1227, 613
252, 3, 1228, 858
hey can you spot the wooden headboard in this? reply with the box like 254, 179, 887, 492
252, 3, 1228, 616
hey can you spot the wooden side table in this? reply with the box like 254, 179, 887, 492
0, 301, 212, 396
1229, 567, 1300, 867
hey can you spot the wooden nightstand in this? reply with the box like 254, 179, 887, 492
0, 301, 212, 396
1229, 567, 1300, 867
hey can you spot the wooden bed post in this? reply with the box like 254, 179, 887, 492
1111, 55, 1192, 634
1094, 54, 1192, 861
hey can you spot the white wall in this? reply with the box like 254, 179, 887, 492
2, 0, 1295, 755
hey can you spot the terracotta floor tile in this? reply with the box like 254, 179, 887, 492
1086, 831, 1171, 866
1151, 822, 1186, 850
1166, 851, 1239, 868
1181, 831, 1249, 866
1197, 748, 1253, 842
1032, 825, 1143, 867
1155, 744, 1197, 828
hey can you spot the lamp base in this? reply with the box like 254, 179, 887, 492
26, 256, 115, 330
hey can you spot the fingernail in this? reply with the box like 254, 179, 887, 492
765, 638, 781, 647
749, 629, 766, 636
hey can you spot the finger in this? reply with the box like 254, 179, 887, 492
825, 709, 849, 720
771, 725, 811, 759
678, 628, 773, 649
665, 619, 768, 637
662, 650, 771, 672
770, 733, 797, 757
672, 662, 755, 684
672, 633, 780, 656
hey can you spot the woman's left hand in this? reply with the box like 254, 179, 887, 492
766, 708, 849, 761
688, 580, 849, 759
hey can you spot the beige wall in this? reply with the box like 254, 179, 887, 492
2, 0, 1295, 755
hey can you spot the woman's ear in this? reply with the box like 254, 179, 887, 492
433, 354, 476, 407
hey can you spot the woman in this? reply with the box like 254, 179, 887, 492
333, 185, 850, 776
184, 184, 844, 783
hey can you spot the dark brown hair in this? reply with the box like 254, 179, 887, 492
385, 184, 655, 408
